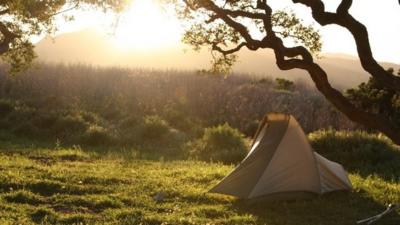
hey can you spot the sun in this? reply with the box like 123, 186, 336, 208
110, 0, 182, 51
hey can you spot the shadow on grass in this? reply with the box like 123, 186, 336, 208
230, 191, 399, 225
310, 130, 400, 182
227, 131, 400, 225
0, 134, 184, 163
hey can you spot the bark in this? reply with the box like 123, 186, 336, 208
292, 0, 400, 91
0, 21, 18, 54
195, 0, 400, 145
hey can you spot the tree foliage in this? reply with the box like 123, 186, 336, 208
346, 68, 400, 128
0, 0, 126, 74
172, 0, 321, 74
169, 0, 400, 144
275, 78, 294, 92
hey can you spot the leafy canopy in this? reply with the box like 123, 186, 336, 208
169, 0, 321, 74
346, 68, 400, 128
0, 0, 127, 74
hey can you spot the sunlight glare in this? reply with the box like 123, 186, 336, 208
111, 0, 182, 51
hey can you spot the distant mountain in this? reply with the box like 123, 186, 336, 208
35, 29, 399, 89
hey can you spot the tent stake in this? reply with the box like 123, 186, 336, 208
357, 203, 399, 224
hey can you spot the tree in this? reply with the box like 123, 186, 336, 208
0, 0, 125, 74
346, 68, 400, 130
170, 0, 400, 144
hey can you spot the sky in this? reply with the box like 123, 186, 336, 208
39, 0, 400, 64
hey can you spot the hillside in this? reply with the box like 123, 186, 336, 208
35, 29, 400, 89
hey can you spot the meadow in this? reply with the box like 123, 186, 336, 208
0, 130, 399, 225
0, 64, 399, 224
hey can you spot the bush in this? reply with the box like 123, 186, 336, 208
12, 122, 38, 137
80, 125, 114, 146
6, 104, 36, 123
119, 115, 142, 130
309, 129, 400, 181
275, 78, 294, 91
161, 128, 188, 156
52, 113, 88, 137
32, 113, 58, 129
79, 111, 102, 124
117, 115, 186, 155
243, 119, 260, 137
0, 99, 13, 116
189, 123, 248, 164
139, 115, 170, 140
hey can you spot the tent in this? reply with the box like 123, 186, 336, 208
209, 113, 352, 201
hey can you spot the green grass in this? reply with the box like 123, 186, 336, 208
0, 131, 399, 224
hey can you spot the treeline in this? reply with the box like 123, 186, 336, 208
0, 63, 358, 152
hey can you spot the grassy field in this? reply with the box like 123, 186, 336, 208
0, 131, 399, 225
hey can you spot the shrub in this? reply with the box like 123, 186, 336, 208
275, 78, 294, 91
32, 113, 58, 129
137, 116, 188, 157
80, 124, 113, 146
119, 115, 142, 130
52, 113, 88, 137
0, 118, 11, 129
12, 122, 37, 137
79, 111, 102, 124
7, 104, 36, 123
189, 123, 248, 164
159, 128, 188, 156
0, 99, 13, 116
309, 129, 400, 181
242, 119, 260, 137
139, 115, 170, 140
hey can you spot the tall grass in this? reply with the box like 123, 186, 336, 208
0, 63, 357, 135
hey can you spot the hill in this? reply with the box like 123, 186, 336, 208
35, 29, 400, 89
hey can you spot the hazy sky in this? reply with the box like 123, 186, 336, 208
43, 0, 400, 64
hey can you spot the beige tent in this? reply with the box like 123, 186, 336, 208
210, 113, 352, 201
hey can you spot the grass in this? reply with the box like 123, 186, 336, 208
0, 131, 399, 224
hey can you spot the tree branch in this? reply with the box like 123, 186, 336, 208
292, 0, 400, 91
337, 0, 352, 14
0, 21, 19, 54
0, 9, 9, 15
48, 2, 80, 17
212, 42, 248, 55
271, 42, 400, 144
186, 0, 400, 144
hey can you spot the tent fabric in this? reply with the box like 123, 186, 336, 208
314, 152, 353, 193
209, 113, 352, 200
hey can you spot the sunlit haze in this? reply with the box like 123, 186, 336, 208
109, 0, 182, 51
38, 0, 400, 64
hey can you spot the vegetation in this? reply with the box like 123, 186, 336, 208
346, 68, 400, 129
188, 123, 248, 164
172, 0, 400, 145
0, 131, 398, 224
275, 78, 294, 92
0, 63, 398, 224
0, 64, 357, 149
0, 1, 397, 224
0, 0, 126, 74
